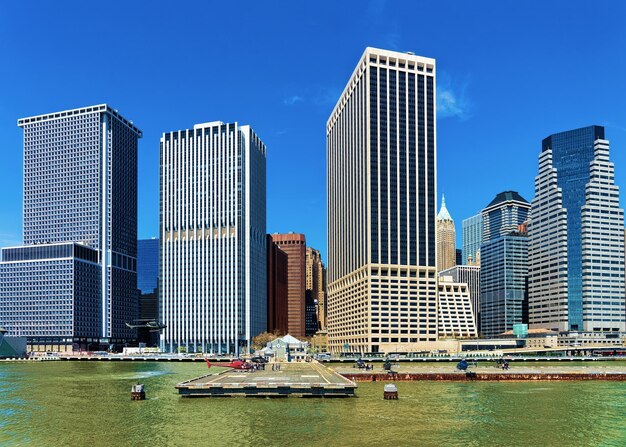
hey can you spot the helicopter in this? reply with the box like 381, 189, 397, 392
125, 319, 166, 332
205, 358, 254, 370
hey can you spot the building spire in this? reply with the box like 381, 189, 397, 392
437, 194, 452, 221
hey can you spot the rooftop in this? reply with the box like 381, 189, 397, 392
486, 191, 529, 208
17, 104, 142, 137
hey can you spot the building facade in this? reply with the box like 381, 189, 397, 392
479, 192, 530, 337
482, 191, 530, 243
138, 238, 159, 296
462, 213, 482, 265
439, 265, 480, 331
327, 47, 437, 353
267, 235, 288, 335
437, 277, 477, 338
529, 126, 625, 332
160, 121, 267, 354
137, 238, 159, 345
436, 195, 456, 272
305, 294, 318, 336
306, 246, 326, 331
480, 233, 529, 337
269, 234, 306, 338
0, 105, 141, 351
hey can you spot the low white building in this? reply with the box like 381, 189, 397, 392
438, 277, 477, 339
265, 334, 309, 361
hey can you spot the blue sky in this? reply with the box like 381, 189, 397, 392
1, 1, 625, 262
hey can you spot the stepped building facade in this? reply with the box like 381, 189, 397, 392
529, 126, 625, 332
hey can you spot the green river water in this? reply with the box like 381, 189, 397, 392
1, 361, 626, 447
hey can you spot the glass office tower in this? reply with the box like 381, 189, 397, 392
462, 213, 483, 265
327, 48, 437, 353
529, 126, 625, 332
160, 121, 267, 354
137, 238, 159, 331
0, 105, 141, 351
138, 239, 159, 295
479, 191, 530, 337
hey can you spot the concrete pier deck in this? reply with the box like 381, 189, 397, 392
176, 362, 357, 397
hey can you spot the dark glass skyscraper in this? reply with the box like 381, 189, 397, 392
137, 238, 159, 334
327, 48, 437, 353
0, 105, 141, 351
479, 191, 530, 337
137, 239, 159, 295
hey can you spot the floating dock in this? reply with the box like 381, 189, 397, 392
176, 362, 357, 397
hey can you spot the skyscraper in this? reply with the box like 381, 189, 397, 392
160, 121, 267, 354
480, 192, 530, 337
327, 47, 437, 353
137, 238, 159, 296
529, 126, 625, 332
0, 104, 141, 351
462, 213, 483, 265
482, 191, 530, 243
436, 195, 456, 271
269, 233, 307, 338
137, 238, 159, 344
306, 246, 326, 331
267, 235, 288, 335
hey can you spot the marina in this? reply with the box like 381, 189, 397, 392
176, 362, 357, 397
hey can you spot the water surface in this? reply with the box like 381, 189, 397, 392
1, 361, 625, 446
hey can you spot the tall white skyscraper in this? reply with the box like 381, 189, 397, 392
160, 121, 267, 354
327, 47, 437, 353
529, 126, 625, 332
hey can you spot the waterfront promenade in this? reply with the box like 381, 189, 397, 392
332, 361, 626, 381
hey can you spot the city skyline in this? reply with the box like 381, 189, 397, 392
2, 2, 626, 261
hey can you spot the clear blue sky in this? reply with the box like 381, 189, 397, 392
1, 1, 625, 262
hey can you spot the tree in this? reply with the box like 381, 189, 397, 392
251, 330, 282, 350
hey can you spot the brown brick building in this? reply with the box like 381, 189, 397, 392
267, 236, 288, 335
269, 233, 306, 338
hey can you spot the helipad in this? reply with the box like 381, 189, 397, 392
176, 362, 357, 397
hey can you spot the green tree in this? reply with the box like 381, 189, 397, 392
251, 330, 282, 350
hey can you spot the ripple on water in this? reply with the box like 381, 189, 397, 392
0, 363, 625, 446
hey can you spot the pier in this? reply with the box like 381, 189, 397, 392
176, 362, 357, 397
333, 362, 626, 382
340, 372, 626, 381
